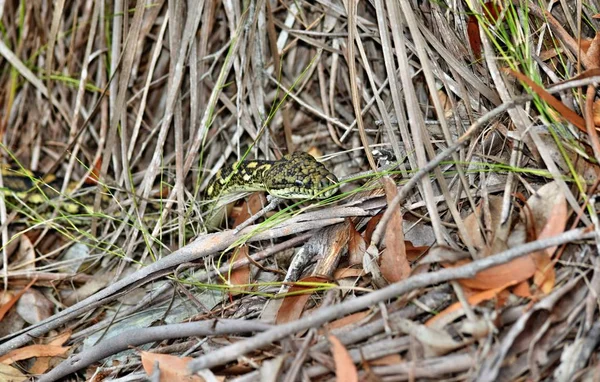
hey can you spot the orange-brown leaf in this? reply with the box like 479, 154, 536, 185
329, 335, 358, 382
381, 177, 410, 282
326, 310, 370, 331
140, 351, 203, 382
0, 278, 36, 321
276, 276, 330, 324
426, 281, 518, 327
467, 2, 502, 59
456, 255, 536, 290
585, 32, 600, 68
347, 220, 366, 266
527, 182, 567, 293
0, 345, 69, 364
505, 69, 587, 132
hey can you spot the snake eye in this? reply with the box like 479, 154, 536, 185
295, 180, 304, 187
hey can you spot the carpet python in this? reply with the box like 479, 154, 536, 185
206, 152, 338, 203
0, 152, 338, 226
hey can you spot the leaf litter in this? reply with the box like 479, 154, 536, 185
0, 1, 599, 381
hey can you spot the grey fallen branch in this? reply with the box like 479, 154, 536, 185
38, 319, 272, 382
188, 228, 593, 372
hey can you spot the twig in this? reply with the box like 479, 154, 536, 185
188, 228, 593, 371
39, 319, 272, 382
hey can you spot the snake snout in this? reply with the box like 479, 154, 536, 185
316, 174, 338, 198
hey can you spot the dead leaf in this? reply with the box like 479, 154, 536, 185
16, 288, 53, 324
505, 69, 587, 133
456, 255, 536, 290
0, 344, 69, 364
30, 330, 73, 374
467, 2, 502, 59
333, 267, 364, 279
462, 195, 504, 249
363, 213, 382, 244
329, 335, 358, 382
347, 220, 366, 266
368, 353, 403, 366
140, 351, 204, 382
585, 32, 600, 68
0, 364, 27, 381
326, 310, 371, 331
526, 182, 567, 293
381, 177, 410, 282
405, 241, 429, 261
426, 281, 518, 328
419, 245, 470, 265
513, 281, 532, 298
275, 276, 331, 324
0, 278, 36, 321
232, 192, 266, 228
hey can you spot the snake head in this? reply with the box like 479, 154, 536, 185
264, 152, 338, 199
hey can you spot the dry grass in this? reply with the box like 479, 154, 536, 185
0, 0, 599, 380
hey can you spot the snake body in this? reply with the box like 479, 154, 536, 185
206, 152, 338, 202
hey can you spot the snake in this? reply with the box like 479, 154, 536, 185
0, 152, 339, 226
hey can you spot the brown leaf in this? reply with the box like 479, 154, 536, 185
0, 344, 69, 364
505, 69, 587, 132
381, 177, 410, 282
333, 267, 364, 279
455, 255, 537, 290
0, 278, 36, 321
275, 276, 331, 324
467, 2, 502, 59
0, 364, 27, 381
426, 281, 518, 328
326, 311, 370, 331
405, 241, 429, 261
140, 351, 204, 382
232, 192, 267, 228
30, 330, 73, 374
462, 195, 504, 249
347, 220, 366, 266
363, 213, 382, 244
585, 32, 600, 68
526, 182, 567, 293
329, 335, 358, 382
